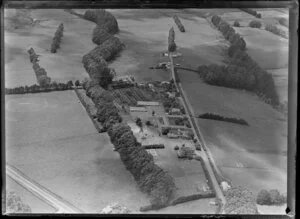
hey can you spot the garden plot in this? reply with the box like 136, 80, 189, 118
5, 91, 149, 213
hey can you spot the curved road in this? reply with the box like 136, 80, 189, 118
169, 54, 226, 213
6, 164, 84, 214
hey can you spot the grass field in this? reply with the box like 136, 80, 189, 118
5, 91, 150, 213
4, 9, 96, 87
177, 69, 287, 196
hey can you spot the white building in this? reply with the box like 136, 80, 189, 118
137, 101, 160, 106
221, 181, 231, 191
129, 107, 147, 112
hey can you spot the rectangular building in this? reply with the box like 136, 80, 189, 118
129, 107, 147, 112
137, 101, 160, 106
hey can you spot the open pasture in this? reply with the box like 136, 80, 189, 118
5, 91, 149, 213
4, 9, 96, 88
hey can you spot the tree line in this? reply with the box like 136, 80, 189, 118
82, 80, 176, 210
240, 8, 262, 18
27, 48, 51, 86
5, 81, 76, 95
50, 23, 64, 53
198, 113, 249, 126
168, 27, 176, 52
173, 15, 185, 32
203, 16, 279, 106
265, 24, 288, 38
82, 9, 124, 89
211, 15, 246, 51
256, 189, 286, 205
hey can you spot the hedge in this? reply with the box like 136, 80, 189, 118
198, 113, 249, 126
143, 144, 165, 149
173, 15, 185, 32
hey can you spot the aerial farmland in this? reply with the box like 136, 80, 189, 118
4, 7, 289, 215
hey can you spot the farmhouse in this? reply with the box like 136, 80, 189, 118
167, 132, 179, 139
129, 106, 147, 112
137, 101, 160, 106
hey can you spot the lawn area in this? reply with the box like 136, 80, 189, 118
5, 91, 149, 213
267, 68, 288, 103
177, 69, 287, 196
4, 9, 96, 88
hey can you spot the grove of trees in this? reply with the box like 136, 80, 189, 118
50, 23, 64, 53
168, 27, 177, 52
249, 20, 262, 28
233, 20, 240, 27
278, 17, 288, 27
173, 15, 185, 32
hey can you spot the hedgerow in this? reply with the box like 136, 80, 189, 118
50, 23, 64, 53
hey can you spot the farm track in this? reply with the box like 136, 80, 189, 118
169, 54, 226, 213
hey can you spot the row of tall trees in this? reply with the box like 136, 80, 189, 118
240, 8, 262, 18
50, 23, 64, 53
168, 27, 177, 52
211, 15, 246, 51
5, 81, 74, 95
82, 81, 176, 209
27, 48, 51, 86
206, 16, 279, 106
265, 24, 288, 38
173, 15, 185, 32
82, 10, 123, 89
84, 9, 119, 34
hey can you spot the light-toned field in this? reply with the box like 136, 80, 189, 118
256, 203, 287, 215
4, 9, 96, 87
177, 69, 287, 196
6, 177, 56, 213
5, 91, 149, 213
105, 9, 228, 82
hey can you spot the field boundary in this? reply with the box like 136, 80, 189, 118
74, 88, 104, 133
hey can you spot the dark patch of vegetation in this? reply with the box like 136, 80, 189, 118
145, 120, 152, 126
6, 191, 31, 213
83, 9, 119, 34
92, 24, 113, 45
143, 144, 165, 149
168, 27, 176, 52
233, 20, 240, 27
278, 17, 288, 27
173, 15, 185, 32
161, 127, 170, 135
27, 48, 51, 86
107, 123, 176, 210
249, 20, 262, 28
50, 23, 64, 53
202, 16, 279, 106
256, 189, 286, 205
240, 8, 262, 18
265, 24, 288, 38
198, 113, 249, 126
224, 186, 258, 214
168, 116, 191, 128
211, 15, 246, 51
174, 145, 179, 150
